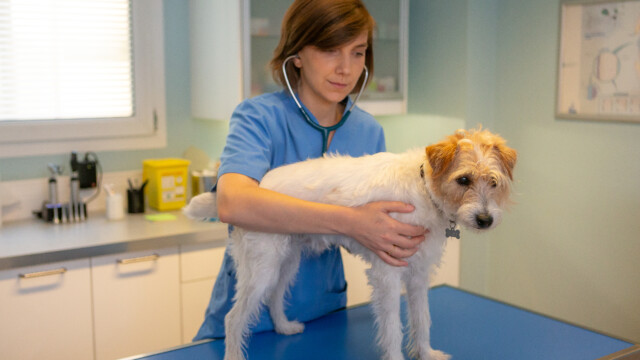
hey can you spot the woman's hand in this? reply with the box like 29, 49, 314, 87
344, 201, 428, 267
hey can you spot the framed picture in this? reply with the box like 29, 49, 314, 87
556, 0, 640, 122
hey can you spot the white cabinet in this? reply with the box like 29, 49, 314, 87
0, 259, 94, 360
91, 247, 181, 360
190, 0, 409, 120
179, 242, 226, 343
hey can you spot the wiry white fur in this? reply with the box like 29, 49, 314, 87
185, 144, 510, 360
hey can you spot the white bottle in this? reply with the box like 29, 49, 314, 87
106, 193, 125, 221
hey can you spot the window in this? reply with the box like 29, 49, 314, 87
0, 0, 166, 158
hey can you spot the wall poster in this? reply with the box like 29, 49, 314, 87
557, 0, 640, 122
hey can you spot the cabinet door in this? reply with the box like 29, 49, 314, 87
0, 259, 94, 360
180, 242, 225, 283
91, 247, 181, 360
180, 242, 225, 343
181, 278, 216, 343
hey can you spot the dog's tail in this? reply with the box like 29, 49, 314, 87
183, 192, 218, 220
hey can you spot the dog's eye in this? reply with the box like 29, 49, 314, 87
490, 179, 498, 188
456, 176, 471, 186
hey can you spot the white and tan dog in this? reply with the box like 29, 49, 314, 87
185, 129, 517, 360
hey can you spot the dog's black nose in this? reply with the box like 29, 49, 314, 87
476, 213, 493, 228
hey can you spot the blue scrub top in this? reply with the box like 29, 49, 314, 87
193, 90, 385, 340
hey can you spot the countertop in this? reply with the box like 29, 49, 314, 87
0, 211, 229, 271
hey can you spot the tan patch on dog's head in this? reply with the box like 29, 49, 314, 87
426, 129, 516, 182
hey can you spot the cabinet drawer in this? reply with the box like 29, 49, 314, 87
180, 242, 225, 282
91, 247, 181, 360
0, 259, 94, 360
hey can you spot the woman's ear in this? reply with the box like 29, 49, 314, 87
292, 54, 301, 68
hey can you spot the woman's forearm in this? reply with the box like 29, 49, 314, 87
216, 173, 353, 235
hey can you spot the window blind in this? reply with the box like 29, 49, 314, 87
0, 0, 134, 121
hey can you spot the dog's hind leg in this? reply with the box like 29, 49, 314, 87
404, 273, 450, 360
267, 241, 304, 335
224, 234, 288, 360
367, 265, 404, 360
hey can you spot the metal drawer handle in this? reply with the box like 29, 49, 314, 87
19, 267, 68, 279
117, 254, 160, 265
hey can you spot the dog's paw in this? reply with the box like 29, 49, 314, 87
424, 349, 451, 360
409, 347, 451, 360
223, 347, 245, 360
274, 320, 305, 335
183, 192, 218, 220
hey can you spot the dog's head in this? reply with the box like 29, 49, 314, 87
424, 128, 517, 231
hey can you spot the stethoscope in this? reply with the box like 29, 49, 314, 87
282, 55, 369, 154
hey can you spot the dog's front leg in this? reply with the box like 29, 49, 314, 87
404, 273, 450, 360
367, 265, 404, 360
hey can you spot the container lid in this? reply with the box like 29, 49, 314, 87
143, 158, 190, 168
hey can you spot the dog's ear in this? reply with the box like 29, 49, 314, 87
493, 143, 517, 180
425, 137, 458, 179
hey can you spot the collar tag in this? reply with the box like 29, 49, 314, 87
446, 221, 460, 239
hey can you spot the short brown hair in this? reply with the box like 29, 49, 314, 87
270, 0, 375, 93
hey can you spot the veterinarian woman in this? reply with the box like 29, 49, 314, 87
194, 0, 427, 340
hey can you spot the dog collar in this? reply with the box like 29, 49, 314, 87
420, 164, 460, 239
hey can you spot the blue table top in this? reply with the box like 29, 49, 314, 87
127, 285, 637, 360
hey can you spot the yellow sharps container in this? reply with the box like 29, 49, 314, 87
142, 159, 190, 211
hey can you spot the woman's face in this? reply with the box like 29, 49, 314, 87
293, 31, 368, 110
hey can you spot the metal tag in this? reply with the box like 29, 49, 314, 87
446, 221, 460, 239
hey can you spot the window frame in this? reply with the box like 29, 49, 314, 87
0, 0, 166, 158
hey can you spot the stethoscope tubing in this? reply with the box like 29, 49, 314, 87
282, 54, 369, 154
